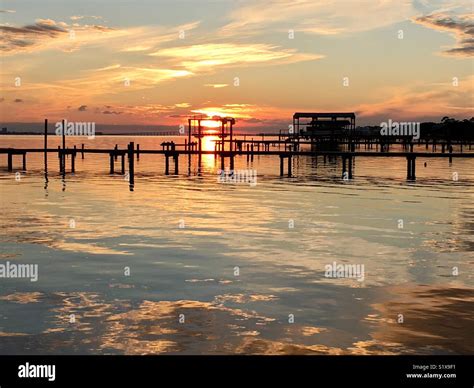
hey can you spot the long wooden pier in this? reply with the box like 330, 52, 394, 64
1, 145, 473, 187
1, 118, 473, 189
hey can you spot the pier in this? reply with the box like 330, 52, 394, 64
1, 116, 473, 190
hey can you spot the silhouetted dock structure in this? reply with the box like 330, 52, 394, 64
1, 116, 473, 190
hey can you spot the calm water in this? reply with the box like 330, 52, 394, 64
0, 135, 473, 354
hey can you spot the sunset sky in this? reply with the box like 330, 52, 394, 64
1, 0, 473, 129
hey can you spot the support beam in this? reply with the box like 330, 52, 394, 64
128, 142, 135, 188
44, 119, 48, 169
7, 151, 12, 172
348, 155, 353, 179
109, 153, 114, 174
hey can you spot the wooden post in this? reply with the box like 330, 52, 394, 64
128, 142, 135, 187
406, 157, 416, 180
62, 119, 66, 151
247, 145, 250, 162
280, 155, 284, 176
58, 146, 62, 172
287, 155, 292, 177
44, 119, 48, 169
71, 151, 75, 173
174, 154, 179, 175
137, 144, 140, 160
348, 156, 353, 179
109, 153, 114, 174
22, 152, 26, 170
121, 154, 125, 174
7, 151, 12, 171
165, 154, 169, 175
198, 122, 202, 153
406, 157, 411, 180
114, 144, 118, 160
412, 157, 416, 180
81, 144, 85, 159
229, 122, 233, 153
449, 145, 453, 164
342, 156, 347, 178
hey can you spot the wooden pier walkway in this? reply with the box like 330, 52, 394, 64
1, 144, 473, 188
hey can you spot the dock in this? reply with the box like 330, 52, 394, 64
1, 117, 473, 190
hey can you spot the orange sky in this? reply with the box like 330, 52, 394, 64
0, 0, 473, 129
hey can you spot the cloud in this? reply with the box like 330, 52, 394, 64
14, 98, 23, 103
0, 9, 15, 13
204, 84, 228, 88
150, 43, 322, 71
0, 18, 116, 54
355, 76, 474, 121
102, 110, 122, 115
413, 13, 474, 57
220, 0, 417, 37
78, 105, 87, 111
174, 103, 191, 108
70, 15, 104, 21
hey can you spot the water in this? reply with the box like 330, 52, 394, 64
0, 135, 473, 354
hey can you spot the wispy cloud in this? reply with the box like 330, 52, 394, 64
0, 18, 117, 54
150, 43, 322, 71
356, 76, 474, 121
413, 13, 474, 57
220, 0, 416, 37
204, 84, 228, 88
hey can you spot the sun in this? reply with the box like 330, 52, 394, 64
200, 120, 221, 128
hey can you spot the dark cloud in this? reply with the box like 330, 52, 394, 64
0, 19, 113, 53
0, 20, 67, 52
14, 98, 23, 103
102, 110, 122, 115
414, 13, 474, 57
242, 118, 264, 123
78, 105, 87, 111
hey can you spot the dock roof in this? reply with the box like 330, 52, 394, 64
293, 112, 356, 119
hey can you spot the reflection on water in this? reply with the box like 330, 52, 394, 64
0, 136, 473, 354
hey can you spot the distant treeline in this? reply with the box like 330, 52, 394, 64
420, 117, 474, 141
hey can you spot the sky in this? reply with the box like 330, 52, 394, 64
0, 0, 473, 130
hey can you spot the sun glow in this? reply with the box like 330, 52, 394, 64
200, 120, 222, 128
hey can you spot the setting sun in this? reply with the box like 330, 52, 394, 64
200, 120, 222, 128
